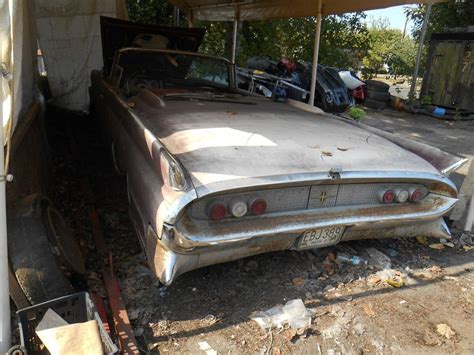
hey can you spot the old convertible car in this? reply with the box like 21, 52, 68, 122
90, 18, 467, 285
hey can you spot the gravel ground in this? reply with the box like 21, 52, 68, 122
44, 108, 474, 354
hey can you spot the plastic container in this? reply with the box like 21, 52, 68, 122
433, 106, 446, 117
17, 292, 118, 354
336, 253, 367, 265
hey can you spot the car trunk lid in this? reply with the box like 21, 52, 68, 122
137, 95, 442, 195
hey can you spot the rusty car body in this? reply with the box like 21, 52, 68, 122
90, 18, 467, 285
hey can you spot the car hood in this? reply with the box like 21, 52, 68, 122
137, 94, 440, 194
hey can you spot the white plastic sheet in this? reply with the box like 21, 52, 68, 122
35, 0, 127, 111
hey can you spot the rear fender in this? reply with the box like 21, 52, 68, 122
341, 118, 468, 175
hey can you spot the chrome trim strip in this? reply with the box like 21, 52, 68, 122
166, 194, 457, 252
162, 170, 457, 225
441, 157, 469, 175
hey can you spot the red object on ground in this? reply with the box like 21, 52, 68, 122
352, 85, 365, 101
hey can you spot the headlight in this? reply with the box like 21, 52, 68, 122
160, 149, 187, 191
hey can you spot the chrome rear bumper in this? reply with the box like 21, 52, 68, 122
148, 194, 456, 285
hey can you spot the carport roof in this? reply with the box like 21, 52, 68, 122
168, 0, 445, 21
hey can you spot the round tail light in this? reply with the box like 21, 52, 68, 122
208, 203, 227, 221
228, 200, 248, 217
250, 198, 267, 215
409, 189, 424, 202
395, 189, 409, 203
379, 190, 395, 204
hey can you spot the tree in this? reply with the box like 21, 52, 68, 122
201, 13, 369, 69
406, 1, 474, 41
125, 0, 174, 25
362, 18, 416, 76
127, 0, 369, 69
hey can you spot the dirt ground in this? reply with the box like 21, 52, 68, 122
44, 107, 474, 354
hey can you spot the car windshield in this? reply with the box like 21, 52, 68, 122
111, 50, 232, 94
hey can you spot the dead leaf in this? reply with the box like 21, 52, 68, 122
296, 327, 309, 337
437, 323, 455, 339
309, 145, 321, 149
292, 277, 305, 287
427, 265, 443, 274
429, 243, 445, 250
227, 111, 238, 116
368, 274, 382, 286
385, 278, 405, 288
321, 151, 333, 157
283, 328, 297, 342
416, 236, 428, 245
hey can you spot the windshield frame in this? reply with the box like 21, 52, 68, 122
109, 47, 236, 90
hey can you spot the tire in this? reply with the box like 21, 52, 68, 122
366, 89, 390, 101
365, 79, 390, 92
364, 98, 387, 110
8, 195, 74, 304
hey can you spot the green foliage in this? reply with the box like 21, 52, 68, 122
348, 106, 366, 120
233, 14, 369, 68
406, 1, 474, 41
126, 0, 174, 25
126, 0, 369, 69
420, 95, 432, 106
362, 18, 416, 76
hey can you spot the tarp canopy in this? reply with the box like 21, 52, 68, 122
168, 0, 446, 21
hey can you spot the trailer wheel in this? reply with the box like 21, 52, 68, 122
8, 195, 77, 304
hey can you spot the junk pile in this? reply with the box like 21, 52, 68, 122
237, 57, 366, 112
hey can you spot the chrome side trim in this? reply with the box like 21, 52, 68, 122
441, 157, 469, 175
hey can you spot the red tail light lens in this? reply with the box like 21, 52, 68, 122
381, 190, 395, 204
250, 199, 267, 215
410, 189, 424, 202
208, 203, 227, 221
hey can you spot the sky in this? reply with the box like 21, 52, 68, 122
364, 5, 417, 33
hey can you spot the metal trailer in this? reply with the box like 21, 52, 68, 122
421, 28, 474, 111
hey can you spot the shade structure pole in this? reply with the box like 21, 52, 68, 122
309, 0, 322, 106
173, 6, 180, 26
231, 17, 238, 64
0, 79, 10, 353
409, 2, 432, 101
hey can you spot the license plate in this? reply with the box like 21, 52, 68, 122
298, 226, 345, 249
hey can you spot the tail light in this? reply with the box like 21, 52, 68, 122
395, 189, 409, 203
207, 202, 227, 221
250, 198, 267, 215
409, 188, 424, 202
379, 190, 395, 204
228, 200, 248, 217
160, 149, 187, 191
